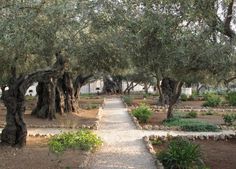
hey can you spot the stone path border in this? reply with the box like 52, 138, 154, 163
126, 104, 236, 131
1, 97, 235, 169
0, 98, 104, 130
88, 97, 156, 169
143, 133, 236, 169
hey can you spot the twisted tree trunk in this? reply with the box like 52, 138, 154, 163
1, 53, 65, 147
31, 79, 57, 119
74, 75, 93, 100
62, 72, 75, 113
32, 72, 76, 118
161, 78, 183, 119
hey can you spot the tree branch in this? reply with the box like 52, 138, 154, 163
224, 0, 235, 39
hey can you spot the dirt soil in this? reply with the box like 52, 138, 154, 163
0, 98, 103, 128
175, 101, 205, 108
153, 138, 236, 169
194, 139, 236, 169
132, 98, 158, 106
0, 137, 89, 169
142, 110, 226, 126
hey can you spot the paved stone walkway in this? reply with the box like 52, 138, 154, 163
88, 97, 156, 169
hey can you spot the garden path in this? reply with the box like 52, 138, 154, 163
88, 97, 156, 169
88, 97, 235, 169
0, 97, 235, 169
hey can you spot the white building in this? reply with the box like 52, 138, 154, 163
80, 80, 104, 94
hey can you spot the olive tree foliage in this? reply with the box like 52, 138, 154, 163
75, 1, 131, 93
0, 0, 102, 146
121, 0, 235, 119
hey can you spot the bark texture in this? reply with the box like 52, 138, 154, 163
74, 75, 93, 100
1, 53, 65, 147
32, 72, 76, 118
31, 80, 57, 119
103, 76, 122, 94
161, 78, 183, 119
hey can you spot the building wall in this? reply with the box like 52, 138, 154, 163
80, 80, 104, 94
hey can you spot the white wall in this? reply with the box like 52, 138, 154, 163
181, 87, 192, 96
80, 80, 104, 94
25, 82, 38, 96
122, 82, 155, 93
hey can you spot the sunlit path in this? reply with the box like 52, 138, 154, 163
89, 97, 156, 169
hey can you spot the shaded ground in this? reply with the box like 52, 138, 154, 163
0, 97, 103, 128
153, 138, 236, 169
0, 137, 89, 169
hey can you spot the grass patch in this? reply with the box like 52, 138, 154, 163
174, 111, 197, 118
48, 130, 102, 154
202, 93, 222, 107
223, 114, 236, 126
186, 111, 198, 118
226, 92, 236, 106
204, 110, 216, 115
122, 95, 133, 106
81, 103, 99, 110
163, 118, 219, 132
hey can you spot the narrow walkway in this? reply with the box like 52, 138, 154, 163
89, 97, 156, 169
0, 97, 235, 169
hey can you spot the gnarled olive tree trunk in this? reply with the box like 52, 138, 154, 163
161, 78, 183, 119
74, 75, 93, 100
31, 79, 57, 119
103, 76, 122, 94
62, 72, 75, 113
1, 53, 65, 147
32, 72, 76, 118
1, 76, 27, 147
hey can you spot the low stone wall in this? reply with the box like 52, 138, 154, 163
141, 124, 236, 131
0, 98, 105, 131
154, 106, 236, 113
125, 104, 236, 131
143, 133, 236, 169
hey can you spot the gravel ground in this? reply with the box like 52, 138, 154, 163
0, 97, 235, 169
88, 98, 156, 169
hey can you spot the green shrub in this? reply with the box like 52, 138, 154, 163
226, 92, 236, 106
181, 123, 219, 132
123, 96, 133, 106
189, 92, 201, 101
186, 111, 197, 118
86, 103, 99, 110
151, 139, 164, 146
205, 110, 215, 115
180, 94, 188, 101
202, 93, 221, 107
158, 138, 204, 169
223, 114, 236, 126
163, 118, 219, 132
132, 104, 153, 123
48, 130, 102, 153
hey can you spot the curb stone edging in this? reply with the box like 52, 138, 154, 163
0, 98, 105, 131
143, 133, 236, 169
143, 136, 164, 169
78, 152, 91, 169
126, 104, 236, 131
121, 98, 143, 130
